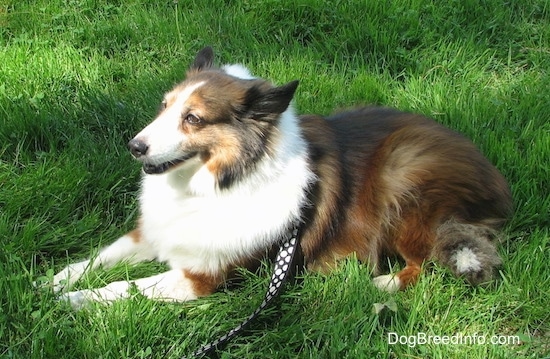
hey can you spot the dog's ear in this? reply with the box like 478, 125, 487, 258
245, 80, 299, 121
191, 46, 214, 72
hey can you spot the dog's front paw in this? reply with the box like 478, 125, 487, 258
51, 260, 91, 293
33, 268, 72, 293
52, 268, 73, 293
58, 289, 96, 310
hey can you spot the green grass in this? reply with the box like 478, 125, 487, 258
1, 0, 549, 358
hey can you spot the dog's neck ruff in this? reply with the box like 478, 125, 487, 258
182, 226, 301, 358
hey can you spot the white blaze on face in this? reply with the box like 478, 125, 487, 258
134, 81, 206, 165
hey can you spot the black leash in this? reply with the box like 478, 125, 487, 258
182, 226, 301, 358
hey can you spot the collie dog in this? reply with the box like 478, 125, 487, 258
54, 47, 512, 308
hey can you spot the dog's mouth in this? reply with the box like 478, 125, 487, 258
142, 152, 198, 174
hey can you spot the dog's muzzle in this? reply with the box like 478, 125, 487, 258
127, 139, 197, 175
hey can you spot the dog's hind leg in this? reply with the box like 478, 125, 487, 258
372, 214, 434, 292
52, 229, 155, 293
372, 262, 422, 293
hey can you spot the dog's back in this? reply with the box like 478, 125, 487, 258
298, 107, 512, 291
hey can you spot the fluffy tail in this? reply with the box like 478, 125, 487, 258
432, 219, 503, 285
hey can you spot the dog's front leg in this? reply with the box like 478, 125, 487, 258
52, 229, 155, 292
61, 269, 220, 309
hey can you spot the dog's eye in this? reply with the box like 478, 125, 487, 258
184, 114, 202, 125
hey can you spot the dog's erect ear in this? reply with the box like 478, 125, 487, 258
191, 46, 214, 71
245, 80, 299, 121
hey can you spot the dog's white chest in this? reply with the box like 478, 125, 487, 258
137, 159, 311, 272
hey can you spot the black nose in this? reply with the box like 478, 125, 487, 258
128, 139, 149, 158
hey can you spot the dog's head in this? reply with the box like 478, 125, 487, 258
128, 47, 299, 188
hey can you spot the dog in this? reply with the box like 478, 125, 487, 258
53, 47, 512, 308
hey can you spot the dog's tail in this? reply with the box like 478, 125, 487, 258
431, 219, 504, 285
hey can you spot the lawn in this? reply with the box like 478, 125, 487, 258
1, 0, 549, 358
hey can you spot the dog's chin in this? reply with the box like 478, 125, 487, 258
142, 152, 197, 175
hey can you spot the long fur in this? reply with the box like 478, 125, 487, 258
53, 47, 512, 307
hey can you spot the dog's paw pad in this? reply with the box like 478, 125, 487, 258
373, 274, 401, 293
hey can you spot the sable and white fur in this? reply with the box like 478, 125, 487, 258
53, 47, 512, 308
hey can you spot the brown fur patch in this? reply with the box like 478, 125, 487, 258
183, 270, 224, 297
203, 126, 243, 174
395, 264, 422, 289
128, 228, 142, 243
183, 77, 247, 124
